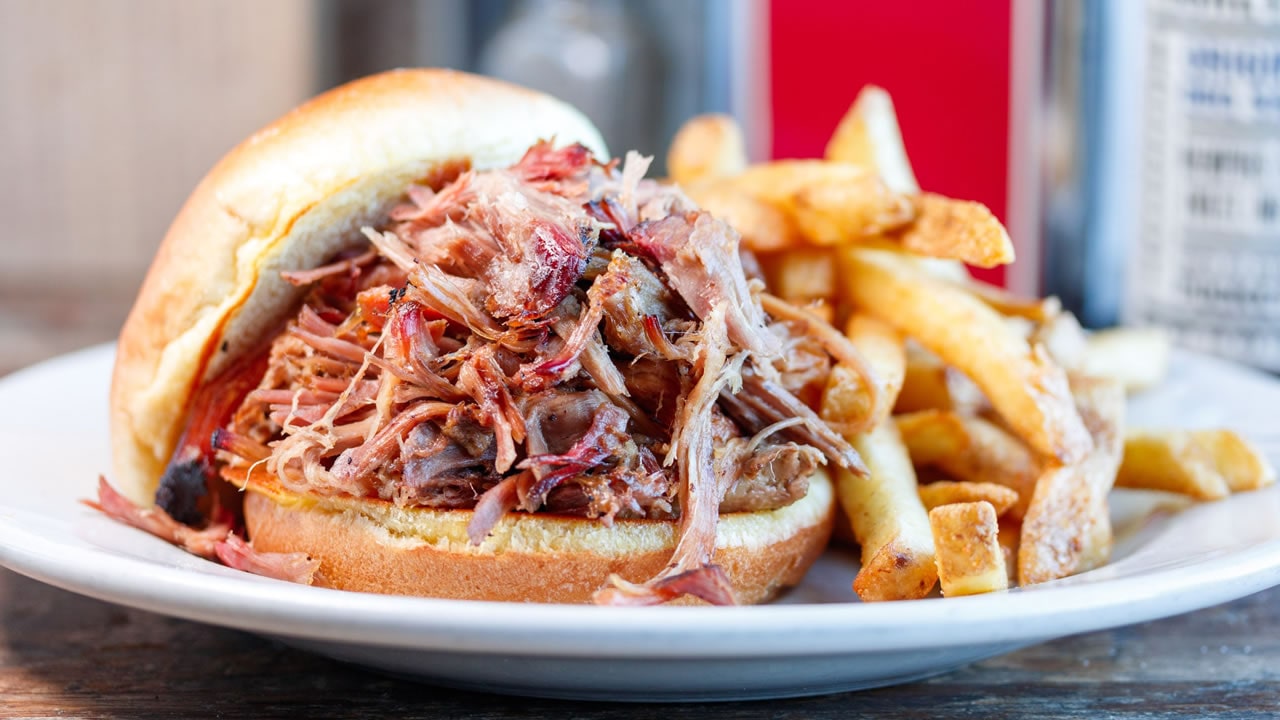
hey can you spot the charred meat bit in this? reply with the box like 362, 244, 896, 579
155, 350, 268, 524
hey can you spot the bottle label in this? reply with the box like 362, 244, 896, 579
1129, 0, 1280, 369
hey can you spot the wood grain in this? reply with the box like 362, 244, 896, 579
2, 567, 1277, 719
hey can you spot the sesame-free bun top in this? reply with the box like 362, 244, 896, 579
110, 69, 609, 505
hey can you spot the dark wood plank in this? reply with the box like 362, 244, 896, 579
2, 567, 1278, 719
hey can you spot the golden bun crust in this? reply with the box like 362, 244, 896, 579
238, 469, 835, 604
111, 69, 608, 505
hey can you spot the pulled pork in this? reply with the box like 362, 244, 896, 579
86, 477, 321, 585
206, 142, 867, 604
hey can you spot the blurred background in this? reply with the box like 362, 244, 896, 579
1, 0, 1277, 374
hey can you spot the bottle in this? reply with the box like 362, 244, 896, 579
1046, 0, 1280, 370
478, 0, 662, 160
1125, 0, 1280, 370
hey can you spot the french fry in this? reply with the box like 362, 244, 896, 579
1199, 430, 1277, 492
997, 520, 1021, 583
896, 350, 952, 414
929, 502, 1008, 596
716, 162, 1008, 267
842, 249, 1092, 463
1115, 430, 1229, 500
766, 249, 837, 303
1018, 377, 1126, 586
820, 315, 905, 432
824, 85, 921, 195
918, 481, 1019, 517
667, 113, 747, 186
1076, 512, 1113, 574
823, 85, 1010, 265
962, 280, 1062, 322
839, 422, 938, 602
727, 161, 916, 245
895, 409, 965, 465
1031, 310, 1087, 372
684, 180, 799, 252
1004, 316, 1037, 341
894, 344, 985, 414
1115, 429, 1275, 498
1082, 327, 1172, 393
882, 194, 1015, 269
895, 410, 1040, 519
904, 256, 971, 284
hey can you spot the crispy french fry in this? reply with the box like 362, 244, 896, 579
727, 161, 916, 245
1115, 430, 1230, 500
884, 193, 1015, 268
1115, 428, 1275, 498
895, 409, 965, 465
1082, 327, 1172, 393
894, 345, 985, 414
1018, 377, 1125, 586
1198, 430, 1277, 492
667, 114, 747, 186
895, 410, 1040, 519
684, 180, 799, 252
997, 520, 1021, 583
904, 256, 971, 284
824, 85, 921, 195
842, 249, 1092, 463
1004, 316, 1037, 341
820, 315, 905, 431
1076, 512, 1113, 574
896, 351, 952, 414
962, 280, 1062, 322
1031, 310, 1087, 372
766, 249, 837, 303
918, 481, 1019, 516
929, 502, 1008, 596
840, 422, 938, 601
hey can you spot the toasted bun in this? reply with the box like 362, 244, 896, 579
237, 468, 835, 604
110, 69, 608, 505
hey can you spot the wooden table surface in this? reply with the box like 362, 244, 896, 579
2, 567, 1278, 719
2, 311, 1279, 719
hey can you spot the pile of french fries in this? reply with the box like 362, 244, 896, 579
667, 88, 1277, 600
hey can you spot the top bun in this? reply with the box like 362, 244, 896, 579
110, 69, 609, 504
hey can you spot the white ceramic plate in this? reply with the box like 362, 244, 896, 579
1, 345, 1279, 701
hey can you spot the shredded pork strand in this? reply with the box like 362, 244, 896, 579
759, 292, 884, 424
215, 534, 324, 585
466, 473, 524, 543
594, 307, 740, 606
281, 248, 378, 286
85, 477, 231, 559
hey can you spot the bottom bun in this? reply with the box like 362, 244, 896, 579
239, 469, 835, 604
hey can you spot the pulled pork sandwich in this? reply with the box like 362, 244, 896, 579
96, 69, 869, 605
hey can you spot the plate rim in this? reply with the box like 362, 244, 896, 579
4, 511, 1280, 659
2, 343, 1279, 661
